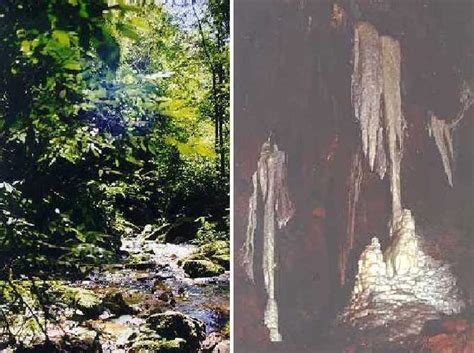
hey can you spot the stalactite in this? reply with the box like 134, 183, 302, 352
241, 172, 258, 282
428, 81, 473, 187
352, 21, 404, 225
352, 22, 384, 176
241, 137, 295, 342
375, 126, 387, 179
341, 152, 363, 287
429, 113, 454, 187
381, 36, 403, 223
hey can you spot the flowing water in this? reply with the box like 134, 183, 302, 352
72, 238, 230, 352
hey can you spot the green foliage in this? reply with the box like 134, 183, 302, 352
0, 0, 229, 276
0, 2, 228, 349
193, 217, 228, 246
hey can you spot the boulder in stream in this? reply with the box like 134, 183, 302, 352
182, 260, 225, 278
147, 311, 205, 352
103, 291, 136, 316
199, 241, 230, 270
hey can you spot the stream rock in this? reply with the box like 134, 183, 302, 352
212, 340, 230, 353
199, 241, 230, 270
200, 332, 230, 353
128, 327, 187, 353
103, 291, 136, 316
179, 241, 230, 275
147, 311, 206, 352
53, 286, 104, 320
183, 260, 225, 278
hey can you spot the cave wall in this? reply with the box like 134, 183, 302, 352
234, 0, 473, 351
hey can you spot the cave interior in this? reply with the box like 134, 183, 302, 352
234, 0, 474, 352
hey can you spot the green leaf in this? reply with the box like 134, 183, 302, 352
20, 40, 31, 54
118, 24, 140, 41
129, 17, 150, 31
52, 30, 71, 47
63, 61, 81, 71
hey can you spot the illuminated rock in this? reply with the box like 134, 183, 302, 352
343, 209, 464, 341
353, 237, 386, 295
384, 209, 420, 277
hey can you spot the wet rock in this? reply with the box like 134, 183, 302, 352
177, 240, 230, 272
153, 282, 175, 304
135, 295, 168, 317
212, 340, 230, 353
199, 241, 230, 270
178, 253, 207, 267
200, 332, 231, 353
147, 311, 206, 351
103, 291, 135, 316
200, 332, 224, 352
59, 286, 104, 320
129, 329, 187, 353
124, 262, 156, 271
183, 260, 225, 278
18, 326, 101, 353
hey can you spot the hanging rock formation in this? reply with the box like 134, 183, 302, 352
242, 172, 258, 282
241, 137, 295, 342
428, 80, 473, 187
429, 113, 455, 187
352, 22, 404, 223
381, 36, 403, 222
343, 209, 464, 341
345, 21, 465, 342
352, 22, 384, 177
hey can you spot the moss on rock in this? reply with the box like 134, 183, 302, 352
182, 259, 224, 278
146, 311, 205, 352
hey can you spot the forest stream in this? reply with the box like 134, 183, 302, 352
68, 238, 230, 352
1, 238, 230, 353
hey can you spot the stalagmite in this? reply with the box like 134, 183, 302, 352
352, 22, 384, 175
381, 36, 403, 223
343, 209, 464, 340
344, 19, 467, 345
241, 137, 295, 342
384, 209, 420, 277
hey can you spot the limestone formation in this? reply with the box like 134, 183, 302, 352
242, 173, 258, 282
353, 237, 386, 295
429, 113, 454, 187
428, 81, 473, 187
352, 22, 404, 224
384, 209, 420, 277
343, 209, 464, 341
352, 22, 384, 175
381, 36, 403, 222
241, 137, 295, 342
